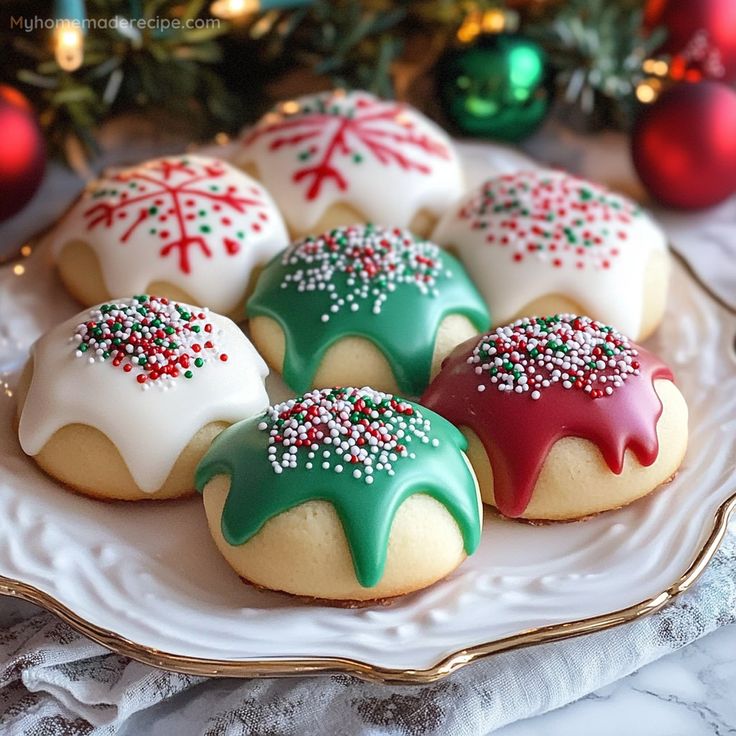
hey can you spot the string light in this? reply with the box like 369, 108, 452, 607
210, 0, 312, 20
457, 7, 516, 43
54, 24, 84, 71
635, 77, 662, 103
53, 0, 86, 71
642, 58, 670, 77
210, 0, 259, 19
281, 100, 300, 114
481, 8, 507, 33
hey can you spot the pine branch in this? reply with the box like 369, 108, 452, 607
524, 0, 666, 128
3, 0, 668, 168
257, 0, 407, 97
5, 0, 236, 164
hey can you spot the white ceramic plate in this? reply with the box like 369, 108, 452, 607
0, 145, 734, 683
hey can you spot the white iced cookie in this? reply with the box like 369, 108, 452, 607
52, 155, 289, 316
236, 90, 464, 237
16, 296, 269, 501
432, 169, 670, 340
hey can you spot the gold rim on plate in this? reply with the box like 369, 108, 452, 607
0, 251, 734, 684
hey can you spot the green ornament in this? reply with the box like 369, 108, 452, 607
437, 33, 551, 142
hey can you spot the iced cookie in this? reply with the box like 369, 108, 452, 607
237, 90, 464, 237
52, 155, 288, 315
247, 224, 490, 396
432, 169, 670, 340
196, 387, 482, 604
422, 315, 688, 521
17, 296, 269, 501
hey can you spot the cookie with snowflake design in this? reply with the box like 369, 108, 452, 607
196, 386, 482, 603
432, 169, 670, 340
17, 296, 269, 501
236, 90, 465, 237
51, 155, 289, 316
246, 224, 490, 396
421, 314, 688, 521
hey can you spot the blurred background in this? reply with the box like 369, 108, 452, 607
1, 0, 736, 234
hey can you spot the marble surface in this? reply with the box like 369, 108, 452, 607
496, 624, 736, 736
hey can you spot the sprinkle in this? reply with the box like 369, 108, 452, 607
459, 171, 641, 272
470, 314, 639, 400
277, 224, 447, 320
259, 387, 433, 484
71, 296, 220, 388
83, 157, 270, 274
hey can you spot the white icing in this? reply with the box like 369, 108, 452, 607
236, 90, 464, 234
18, 300, 269, 493
432, 169, 668, 337
50, 154, 289, 314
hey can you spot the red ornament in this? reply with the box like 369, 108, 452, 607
645, 0, 736, 82
631, 81, 736, 210
0, 85, 46, 222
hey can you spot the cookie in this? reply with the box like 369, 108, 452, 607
17, 296, 269, 500
422, 315, 688, 520
196, 387, 483, 602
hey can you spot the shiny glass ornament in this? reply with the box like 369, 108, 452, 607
437, 33, 551, 141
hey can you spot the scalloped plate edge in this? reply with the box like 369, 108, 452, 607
0, 251, 734, 684
0, 490, 732, 684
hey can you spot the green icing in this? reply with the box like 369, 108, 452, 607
246, 224, 490, 396
195, 387, 481, 588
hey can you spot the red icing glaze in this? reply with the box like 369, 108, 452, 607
421, 331, 674, 518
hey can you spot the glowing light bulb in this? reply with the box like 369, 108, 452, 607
457, 15, 481, 43
635, 80, 660, 103
281, 100, 300, 114
643, 58, 670, 77
457, 8, 511, 43
210, 0, 260, 19
481, 8, 506, 33
54, 24, 84, 71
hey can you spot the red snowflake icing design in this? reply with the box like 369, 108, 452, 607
83, 157, 270, 274
459, 171, 641, 271
242, 92, 451, 201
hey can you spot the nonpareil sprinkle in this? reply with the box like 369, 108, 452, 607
71, 296, 223, 387
469, 314, 640, 400
258, 387, 436, 482
278, 224, 450, 321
